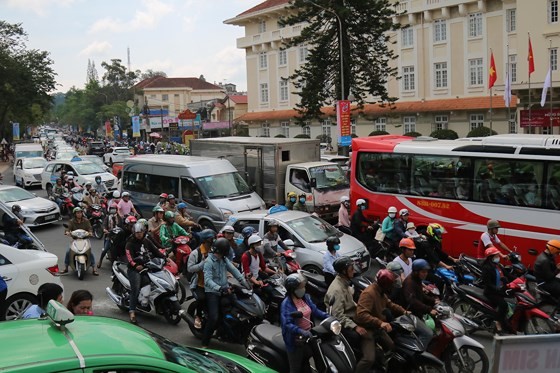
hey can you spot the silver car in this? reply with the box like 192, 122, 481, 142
0, 186, 61, 227
226, 210, 370, 274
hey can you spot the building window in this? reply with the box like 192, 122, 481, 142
375, 117, 387, 132
434, 62, 448, 88
302, 124, 311, 136
401, 28, 413, 47
258, 20, 267, 33
550, 48, 558, 71
351, 119, 357, 135
279, 80, 289, 102
433, 19, 447, 42
278, 50, 287, 66
322, 119, 332, 138
434, 115, 448, 131
261, 123, 270, 137
506, 9, 516, 32
469, 58, 484, 86
299, 45, 308, 63
402, 66, 415, 91
280, 121, 290, 137
469, 13, 483, 38
549, 0, 559, 23
403, 116, 416, 133
149, 94, 156, 99
509, 112, 517, 134
469, 113, 484, 130
161, 94, 168, 101
260, 83, 269, 103
259, 52, 268, 69
509, 55, 517, 82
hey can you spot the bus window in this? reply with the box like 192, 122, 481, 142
546, 163, 560, 210
412, 155, 472, 200
356, 153, 411, 193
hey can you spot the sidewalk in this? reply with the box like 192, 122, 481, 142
0, 162, 10, 175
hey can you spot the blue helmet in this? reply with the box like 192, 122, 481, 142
177, 202, 187, 210
199, 229, 216, 241
242, 226, 256, 239
412, 259, 431, 272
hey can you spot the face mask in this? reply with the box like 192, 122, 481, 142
388, 213, 396, 218
290, 197, 296, 203
360, 205, 366, 210
333, 244, 340, 251
294, 288, 306, 299
109, 209, 116, 214
299, 198, 306, 204
492, 257, 500, 264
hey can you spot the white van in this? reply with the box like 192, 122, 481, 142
13, 143, 44, 177
122, 155, 266, 230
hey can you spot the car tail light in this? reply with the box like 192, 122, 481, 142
47, 264, 60, 275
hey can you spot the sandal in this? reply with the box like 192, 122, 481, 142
60, 268, 69, 274
129, 312, 137, 324
92, 269, 99, 276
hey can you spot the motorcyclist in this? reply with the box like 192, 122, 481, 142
477, 219, 510, 259
292, 193, 308, 212
159, 211, 189, 250
241, 235, 276, 302
97, 202, 119, 269
51, 178, 68, 209
156, 193, 168, 208
107, 190, 121, 214
1, 205, 33, 247
125, 222, 166, 324
61, 207, 97, 275
381, 206, 399, 249
337, 196, 351, 234
187, 228, 216, 330
111, 215, 137, 261
163, 194, 177, 213
175, 202, 200, 230
392, 237, 416, 278
322, 236, 341, 287
117, 192, 137, 219
65, 175, 80, 190
386, 261, 405, 303
262, 219, 287, 259
235, 226, 256, 264
418, 223, 458, 271
84, 181, 93, 196
534, 240, 560, 299
93, 175, 108, 195
481, 246, 510, 334
350, 199, 376, 249
217, 225, 237, 262
324, 256, 369, 373
147, 206, 165, 242
285, 191, 297, 210
83, 187, 101, 208
202, 237, 247, 348
281, 272, 329, 373
394, 209, 410, 240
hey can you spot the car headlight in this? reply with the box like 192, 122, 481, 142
220, 208, 233, 220
20, 209, 33, 216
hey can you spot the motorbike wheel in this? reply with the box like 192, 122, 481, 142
452, 301, 480, 334
93, 224, 104, 239
444, 346, 489, 373
77, 263, 85, 280
163, 299, 182, 325
186, 301, 204, 339
524, 316, 555, 335
177, 282, 187, 304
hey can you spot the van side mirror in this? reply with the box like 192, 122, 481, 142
309, 178, 317, 188
284, 239, 295, 248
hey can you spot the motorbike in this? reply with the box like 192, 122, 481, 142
170, 235, 192, 275
49, 192, 74, 217
427, 303, 489, 373
65, 226, 93, 280
106, 257, 183, 324
246, 312, 356, 373
452, 276, 558, 335
184, 277, 266, 344
70, 186, 84, 208
157, 247, 187, 304
259, 272, 287, 324
88, 204, 105, 239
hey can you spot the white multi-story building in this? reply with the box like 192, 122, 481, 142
225, 0, 560, 141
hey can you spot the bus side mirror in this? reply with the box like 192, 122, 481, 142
309, 178, 317, 188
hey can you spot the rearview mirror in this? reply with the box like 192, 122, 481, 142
284, 239, 295, 248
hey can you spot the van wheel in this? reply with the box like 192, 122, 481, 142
199, 220, 216, 231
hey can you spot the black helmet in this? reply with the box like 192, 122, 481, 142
333, 256, 354, 275
326, 236, 341, 249
212, 237, 231, 256
11, 204, 21, 213
285, 273, 306, 293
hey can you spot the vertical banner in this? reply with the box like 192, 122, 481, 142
105, 120, 113, 138
132, 116, 140, 138
337, 100, 352, 147
12, 122, 20, 141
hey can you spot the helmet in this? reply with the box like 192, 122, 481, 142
56, 177, 62, 183
211, 237, 231, 256
285, 273, 306, 293
72, 207, 83, 214
487, 219, 501, 230
85, 181, 92, 187
426, 223, 446, 242
124, 215, 137, 225
199, 229, 217, 242
67, 176, 74, 181
248, 235, 262, 247
388, 206, 398, 214
164, 211, 174, 220
138, 218, 148, 227
333, 256, 354, 275
67, 171, 74, 176
121, 192, 130, 198
89, 188, 97, 193
412, 259, 431, 272
287, 191, 297, 198
326, 236, 341, 249
399, 238, 416, 250
242, 226, 256, 238
95, 176, 102, 184
375, 269, 396, 292
267, 219, 279, 227
399, 208, 409, 217
133, 222, 144, 233
113, 191, 120, 198
340, 196, 350, 203
546, 239, 560, 255
356, 198, 366, 207
167, 194, 175, 200
386, 261, 404, 275
485, 246, 501, 258
159, 193, 168, 199
152, 206, 164, 213
298, 193, 306, 199
221, 225, 235, 234
177, 202, 187, 210
11, 204, 21, 213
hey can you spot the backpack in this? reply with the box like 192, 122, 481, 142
185, 247, 202, 282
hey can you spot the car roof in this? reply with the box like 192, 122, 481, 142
0, 316, 165, 369
231, 209, 311, 223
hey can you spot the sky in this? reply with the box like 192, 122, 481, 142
1, 0, 264, 93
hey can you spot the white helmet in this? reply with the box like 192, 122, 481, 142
122, 192, 130, 197
340, 196, 350, 203
67, 176, 74, 181
248, 235, 262, 246
220, 225, 235, 234
399, 208, 409, 217
356, 198, 366, 207
66, 171, 74, 176
113, 191, 121, 198
388, 206, 398, 214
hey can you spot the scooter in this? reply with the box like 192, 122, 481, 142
70, 186, 84, 208
170, 235, 192, 275
260, 272, 288, 324
66, 227, 93, 280
246, 312, 356, 373
88, 204, 105, 239
106, 257, 183, 324
50, 192, 74, 217
157, 247, 187, 304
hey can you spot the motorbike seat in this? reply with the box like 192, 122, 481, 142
253, 324, 286, 353
303, 271, 326, 288
458, 285, 493, 305
462, 255, 484, 266
117, 262, 129, 277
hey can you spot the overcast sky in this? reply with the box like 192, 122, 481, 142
1, 0, 263, 93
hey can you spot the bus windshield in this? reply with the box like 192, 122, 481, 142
309, 165, 349, 190
196, 172, 252, 199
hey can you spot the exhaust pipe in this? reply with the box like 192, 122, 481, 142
179, 309, 194, 325
105, 287, 122, 305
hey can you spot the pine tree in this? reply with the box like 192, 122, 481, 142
86, 59, 99, 84
281, 0, 402, 122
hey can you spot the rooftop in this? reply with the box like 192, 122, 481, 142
134, 76, 223, 91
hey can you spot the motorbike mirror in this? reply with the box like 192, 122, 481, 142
284, 239, 295, 248
527, 248, 538, 256
291, 311, 303, 319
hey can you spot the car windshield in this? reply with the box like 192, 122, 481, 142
285, 215, 339, 243
196, 172, 252, 199
23, 159, 46, 169
0, 187, 36, 203
73, 162, 104, 175
57, 152, 78, 160
82, 157, 103, 165
115, 148, 130, 153
309, 165, 349, 190
15, 150, 43, 158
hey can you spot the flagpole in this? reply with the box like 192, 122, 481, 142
529, 33, 532, 134
507, 44, 511, 132
490, 48, 493, 133
550, 39, 553, 134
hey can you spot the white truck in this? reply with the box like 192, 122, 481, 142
190, 137, 349, 220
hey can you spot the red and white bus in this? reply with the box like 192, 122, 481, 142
350, 134, 560, 264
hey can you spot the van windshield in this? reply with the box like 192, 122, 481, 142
15, 150, 43, 158
196, 172, 251, 199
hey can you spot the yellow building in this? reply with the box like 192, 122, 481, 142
225, 0, 560, 141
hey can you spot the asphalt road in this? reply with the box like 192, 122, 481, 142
1, 161, 496, 367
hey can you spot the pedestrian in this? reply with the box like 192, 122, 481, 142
66, 290, 93, 315
22, 283, 63, 319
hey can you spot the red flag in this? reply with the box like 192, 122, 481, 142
528, 36, 535, 75
488, 52, 497, 89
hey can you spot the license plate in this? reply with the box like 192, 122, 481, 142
45, 214, 56, 221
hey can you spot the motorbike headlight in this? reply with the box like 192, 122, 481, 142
330, 320, 342, 336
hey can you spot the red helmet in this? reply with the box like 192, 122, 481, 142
485, 246, 501, 258
376, 269, 396, 292
159, 193, 168, 199
125, 215, 137, 225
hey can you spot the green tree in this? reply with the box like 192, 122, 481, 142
404, 131, 422, 137
140, 69, 167, 80
281, 0, 401, 123
368, 130, 389, 136
467, 126, 497, 138
294, 133, 311, 139
430, 129, 459, 140
101, 59, 140, 102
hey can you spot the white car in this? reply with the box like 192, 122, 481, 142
0, 185, 61, 227
41, 160, 118, 192
14, 157, 47, 189
0, 244, 62, 320
103, 147, 131, 165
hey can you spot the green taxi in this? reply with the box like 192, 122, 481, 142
0, 301, 275, 373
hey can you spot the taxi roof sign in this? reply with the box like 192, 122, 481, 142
46, 300, 74, 327
71, 156, 83, 162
